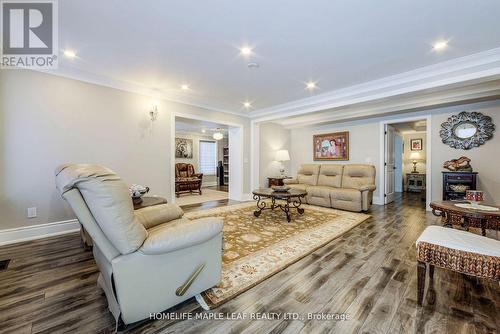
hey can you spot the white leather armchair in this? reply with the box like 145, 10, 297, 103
55, 164, 223, 326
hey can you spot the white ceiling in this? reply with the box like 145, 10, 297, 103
392, 120, 427, 134
55, 1, 500, 115
175, 117, 227, 136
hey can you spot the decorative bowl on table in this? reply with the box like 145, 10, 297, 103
465, 190, 484, 208
129, 184, 149, 204
271, 185, 291, 192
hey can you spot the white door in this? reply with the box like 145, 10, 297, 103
384, 124, 396, 204
394, 133, 403, 193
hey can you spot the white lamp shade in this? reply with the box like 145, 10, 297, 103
275, 149, 290, 161
213, 132, 223, 140
409, 152, 421, 160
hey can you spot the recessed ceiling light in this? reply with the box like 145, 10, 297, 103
243, 101, 252, 109
240, 46, 253, 57
201, 129, 206, 133
63, 50, 77, 58
433, 40, 448, 51
306, 81, 317, 90
180, 84, 190, 90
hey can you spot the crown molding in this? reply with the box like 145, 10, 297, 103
34, 66, 246, 117
250, 47, 500, 122
33, 47, 500, 124
278, 79, 500, 128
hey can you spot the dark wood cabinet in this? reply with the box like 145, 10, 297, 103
267, 176, 291, 188
442, 171, 477, 200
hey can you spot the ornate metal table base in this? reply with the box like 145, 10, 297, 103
252, 192, 306, 223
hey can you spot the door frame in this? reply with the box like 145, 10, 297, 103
379, 115, 432, 210
384, 124, 396, 204
170, 111, 245, 203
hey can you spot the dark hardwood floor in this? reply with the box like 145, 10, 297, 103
0, 193, 498, 334
204, 185, 229, 192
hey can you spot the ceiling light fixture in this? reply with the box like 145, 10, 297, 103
247, 62, 259, 69
213, 129, 224, 140
63, 50, 77, 58
243, 101, 252, 109
180, 84, 190, 90
240, 46, 253, 57
306, 81, 317, 90
433, 40, 448, 51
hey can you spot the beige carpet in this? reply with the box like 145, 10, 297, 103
176, 188, 228, 206
185, 201, 370, 309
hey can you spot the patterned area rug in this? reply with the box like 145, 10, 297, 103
184, 201, 370, 309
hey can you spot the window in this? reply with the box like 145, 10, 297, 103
199, 140, 217, 175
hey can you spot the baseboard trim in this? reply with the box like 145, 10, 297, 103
0, 219, 80, 246
372, 196, 384, 206
240, 193, 253, 201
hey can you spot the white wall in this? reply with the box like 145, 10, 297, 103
290, 121, 381, 199
174, 132, 217, 186
288, 100, 500, 206
431, 105, 500, 205
402, 132, 427, 175
0, 70, 251, 231
259, 123, 291, 187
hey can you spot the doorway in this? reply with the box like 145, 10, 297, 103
381, 117, 430, 207
172, 116, 239, 206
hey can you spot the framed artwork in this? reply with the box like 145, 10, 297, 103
313, 131, 349, 160
175, 138, 193, 158
410, 138, 423, 151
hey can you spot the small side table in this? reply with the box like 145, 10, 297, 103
267, 176, 292, 188
430, 200, 500, 236
133, 196, 168, 210
406, 173, 426, 192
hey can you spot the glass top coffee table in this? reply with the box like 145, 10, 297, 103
252, 188, 307, 223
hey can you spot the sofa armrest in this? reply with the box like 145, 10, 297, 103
139, 217, 223, 255
359, 184, 376, 192
283, 178, 298, 185
135, 203, 184, 229
193, 173, 203, 179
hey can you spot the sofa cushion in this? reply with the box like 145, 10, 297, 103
297, 164, 320, 185
288, 184, 308, 192
55, 164, 148, 255
342, 164, 376, 190
330, 188, 362, 212
306, 186, 332, 207
317, 164, 343, 188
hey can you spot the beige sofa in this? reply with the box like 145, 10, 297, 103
55, 164, 223, 327
284, 164, 376, 212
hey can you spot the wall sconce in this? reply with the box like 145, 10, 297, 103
149, 105, 158, 122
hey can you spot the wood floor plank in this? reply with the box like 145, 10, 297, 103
0, 193, 497, 334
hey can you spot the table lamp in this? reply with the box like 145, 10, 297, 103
275, 149, 290, 176
410, 152, 421, 173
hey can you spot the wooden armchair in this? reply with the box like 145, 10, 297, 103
175, 163, 203, 197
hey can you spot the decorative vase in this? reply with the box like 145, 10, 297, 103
465, 190, 483, 208
129, 184, 149, 204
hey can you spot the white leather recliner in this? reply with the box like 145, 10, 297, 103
55, 164, 223, 326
